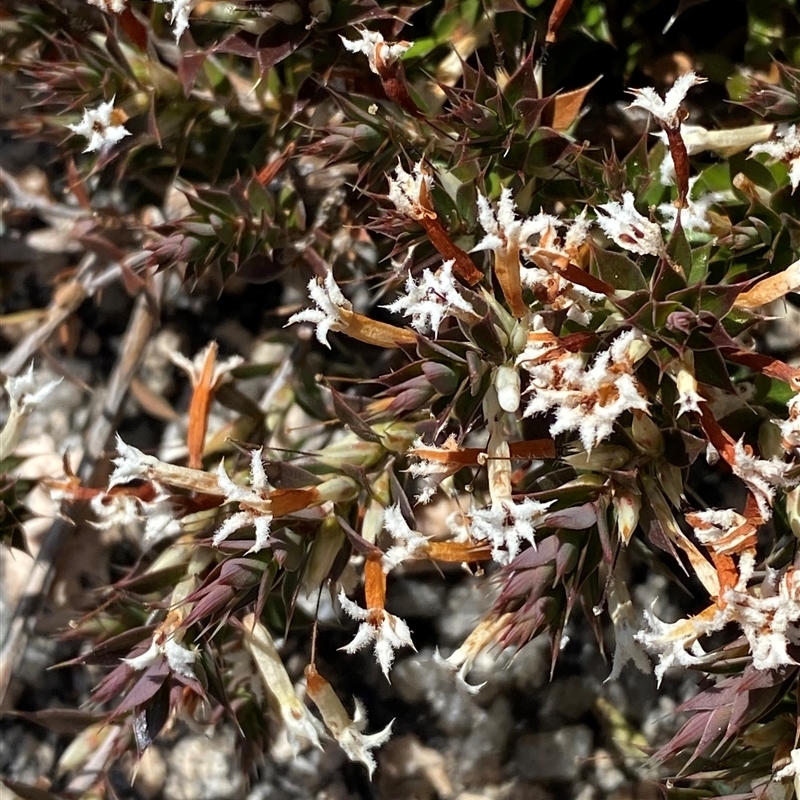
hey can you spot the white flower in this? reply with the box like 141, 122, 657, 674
686, 508, 754, 556
774, 748, 800, 791
668, 359, 705, 417
637, 568, 800, 684
381, 505, 429, 571
635, 605, 720, 686
4, 364, 62, 417
86, 0, 127, 12
627, 71, 706, 129
242, 613, 322, 755
169, 341, 244, 387
305, 665, 393, 778
596, 192, 663, 256
68, 98, 131, 153
383, 260, 474, 336
338, 591, 415, 679
287, 269, 352, 348
123, 632, 196, 679
213, 449, 273, 553
153, 0, 194, 39
469, 497, 554, 565
779, 394, 800, 452
750, 123, 800, 192
731, 438, 795, 521
657, 176, 724, 233
724, 568, 800, 672
90, 485, 181, 544
473, 188, 558, 260
108, 435, 161, 488
523, 329, 649, 451
388, 161, 434, 221
341, 29, 410, 75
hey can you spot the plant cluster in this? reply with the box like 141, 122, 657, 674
2, 0, 800, 798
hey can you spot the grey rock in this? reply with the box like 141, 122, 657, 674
164, 728, 246, 800
436, 581, 495, 646
513, 726, 593, 783
388, 579, 447, 620
538, 675, 599, 723
455, 697, 513, 786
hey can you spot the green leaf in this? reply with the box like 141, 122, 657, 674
591, 246, 647, 291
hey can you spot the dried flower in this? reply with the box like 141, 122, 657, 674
305, 664, 393, 778
383, 260, 476, 336
685, 508, 757, 557
67, 98, 130, 153
749, 123, 800, 192
242, 613, 322, 754
595, 192, 663, 256
606, 576, 651, 681
1, 365, 61, 455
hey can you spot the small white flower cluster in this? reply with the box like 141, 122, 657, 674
213, 449, 273, 553
67, 97, 131, 153
85, 0, 193, 40
340, 29, 410, 75
473, 187, 560, 261
521, 329, 649, 452
338, 591, 415, 679
637, 566, 800, 685
731, 438, 796, 521
596, 192, 663, 256
90, 486, 181, 545
749, 123, 800, 192
470, 496, 554, 565
473, 190, 600, 320
387, 161, 434, 220
657, 176, 724, 233
383, 259, 475, 336
123, 629, 196, 679
380, 504, 430, 571
286, 268, 352, 348
628, 71, 706, 130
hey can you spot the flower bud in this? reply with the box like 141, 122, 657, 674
494, 364, 521, 413
786, 487, 800, 539
613, 489, 641, 544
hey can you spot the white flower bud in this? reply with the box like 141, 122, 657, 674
494, 364, 521, 413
